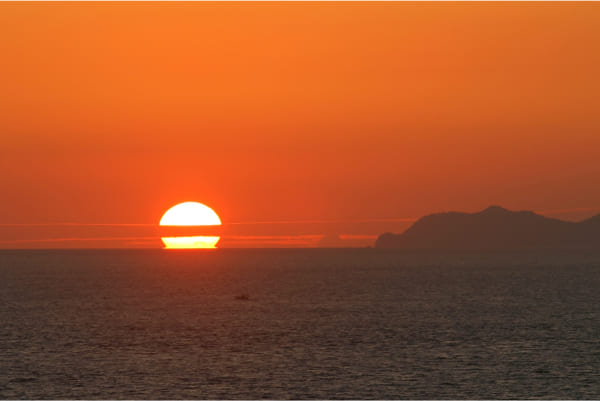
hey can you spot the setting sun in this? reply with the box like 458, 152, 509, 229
159, 202, 221, 249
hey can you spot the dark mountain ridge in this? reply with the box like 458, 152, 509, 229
375, 205, 600, 250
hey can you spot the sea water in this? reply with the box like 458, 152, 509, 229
1, 249, 599, 399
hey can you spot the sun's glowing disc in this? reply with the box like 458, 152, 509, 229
159, 202, 221, 249
160, 202, 221, 226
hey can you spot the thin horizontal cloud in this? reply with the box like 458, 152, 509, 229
226, 218, 418, 225
0, 233, 380, 248
338, 234, 378, 240
0, 223, 155, 227
222, 237, 321, 246
224, 240, 317, 246
0, 236, 159, 244
225, 235, 322, 240
0, 234, 321, 245
0, 217, 418, 227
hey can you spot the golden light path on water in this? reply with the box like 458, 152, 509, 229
159, 202, 221, 249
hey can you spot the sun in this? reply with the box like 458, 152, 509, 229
159, 202, 221, 249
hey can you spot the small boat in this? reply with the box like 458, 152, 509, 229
235, 293, 250, 301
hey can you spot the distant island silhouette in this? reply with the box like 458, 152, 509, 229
375, 205, 600, 250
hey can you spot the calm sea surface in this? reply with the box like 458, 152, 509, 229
1, 249, 600, 399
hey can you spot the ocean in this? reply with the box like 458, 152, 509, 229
1, 249, 599, 399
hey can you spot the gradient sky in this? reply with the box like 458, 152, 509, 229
1, 1, 600, 248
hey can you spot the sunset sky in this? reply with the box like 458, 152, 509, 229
1, 1, 600, 248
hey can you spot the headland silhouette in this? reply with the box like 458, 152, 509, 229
375, 205, 600, 250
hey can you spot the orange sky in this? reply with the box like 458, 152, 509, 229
1, 2, 600, 248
